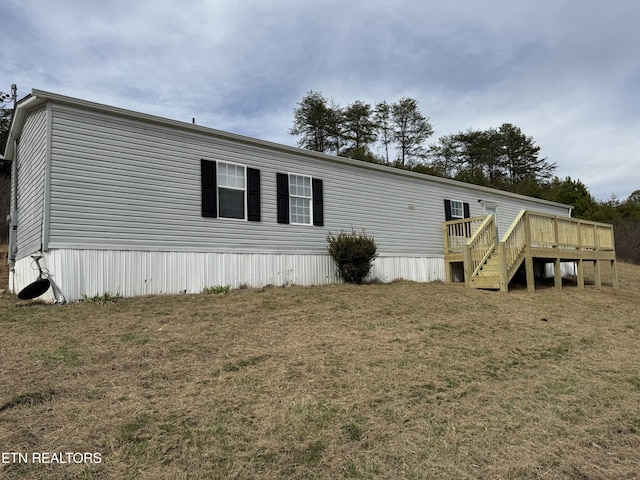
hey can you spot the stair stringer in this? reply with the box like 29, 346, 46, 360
468, 245, 527, 291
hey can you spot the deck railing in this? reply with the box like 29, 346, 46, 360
463, 215, 497, 282
444, 210, 617, 291
522, 211, 615, 252
442, 216, 486, 254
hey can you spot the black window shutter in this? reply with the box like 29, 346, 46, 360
276, 173, 289, 224
444, 199, 452, 221
312, 178, 324, 226
247, 168, 261, 222
463, 202, 470, 219
201, 160, 217, 218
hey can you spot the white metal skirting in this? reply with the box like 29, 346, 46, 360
9, 250, 447, 302
369, 256, 445, 284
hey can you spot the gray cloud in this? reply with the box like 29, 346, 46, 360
2, 0, 639, 200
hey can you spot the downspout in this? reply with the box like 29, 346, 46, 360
42, 101, 52, 252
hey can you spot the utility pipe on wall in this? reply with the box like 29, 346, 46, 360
8, 137, 19, 264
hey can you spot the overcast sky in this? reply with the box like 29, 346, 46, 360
2, 0, 639, 201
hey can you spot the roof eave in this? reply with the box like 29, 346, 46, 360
3, 93, 43, 160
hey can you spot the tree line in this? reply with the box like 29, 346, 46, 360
290, 91, 639, 263
289, 91, 434, 166
290, 91, 557, 189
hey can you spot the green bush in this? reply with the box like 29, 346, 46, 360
327, 229, 377, 284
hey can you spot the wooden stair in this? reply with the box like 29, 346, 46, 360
468, 250, 501, 290
445, 210, 618, 292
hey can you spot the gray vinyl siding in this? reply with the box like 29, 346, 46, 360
48, 103, 569, 256
15, 105, 48, 259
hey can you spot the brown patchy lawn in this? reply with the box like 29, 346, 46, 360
0, 262, 639, 479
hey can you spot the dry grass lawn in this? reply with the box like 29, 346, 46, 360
1, 261, 639, 479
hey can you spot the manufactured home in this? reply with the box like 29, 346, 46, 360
3, 90, 617, 302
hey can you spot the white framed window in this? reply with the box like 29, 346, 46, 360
202, 159, 261, 221
276, 172, 323, 226
450, 200, 464, 219
289, 174, 312, 225
218, 161, 246, 220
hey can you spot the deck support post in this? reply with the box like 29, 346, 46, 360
594, 260, 602, 287
463, 246, 472, 287
576, 221, 583, 289
593, 226, 602, 287
498, 243, 508, 293
525, 255, 535, 292
577, 259, 585, 289
523, 212, 536, 292
443, 224, 450, 283
554, 258, 562, 290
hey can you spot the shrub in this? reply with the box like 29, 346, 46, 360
327, 229, 377, 284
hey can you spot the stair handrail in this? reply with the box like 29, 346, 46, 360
499, 209, 528, 284
464, 215, 497, 282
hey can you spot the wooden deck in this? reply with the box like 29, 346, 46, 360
443, 210, 618, 292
